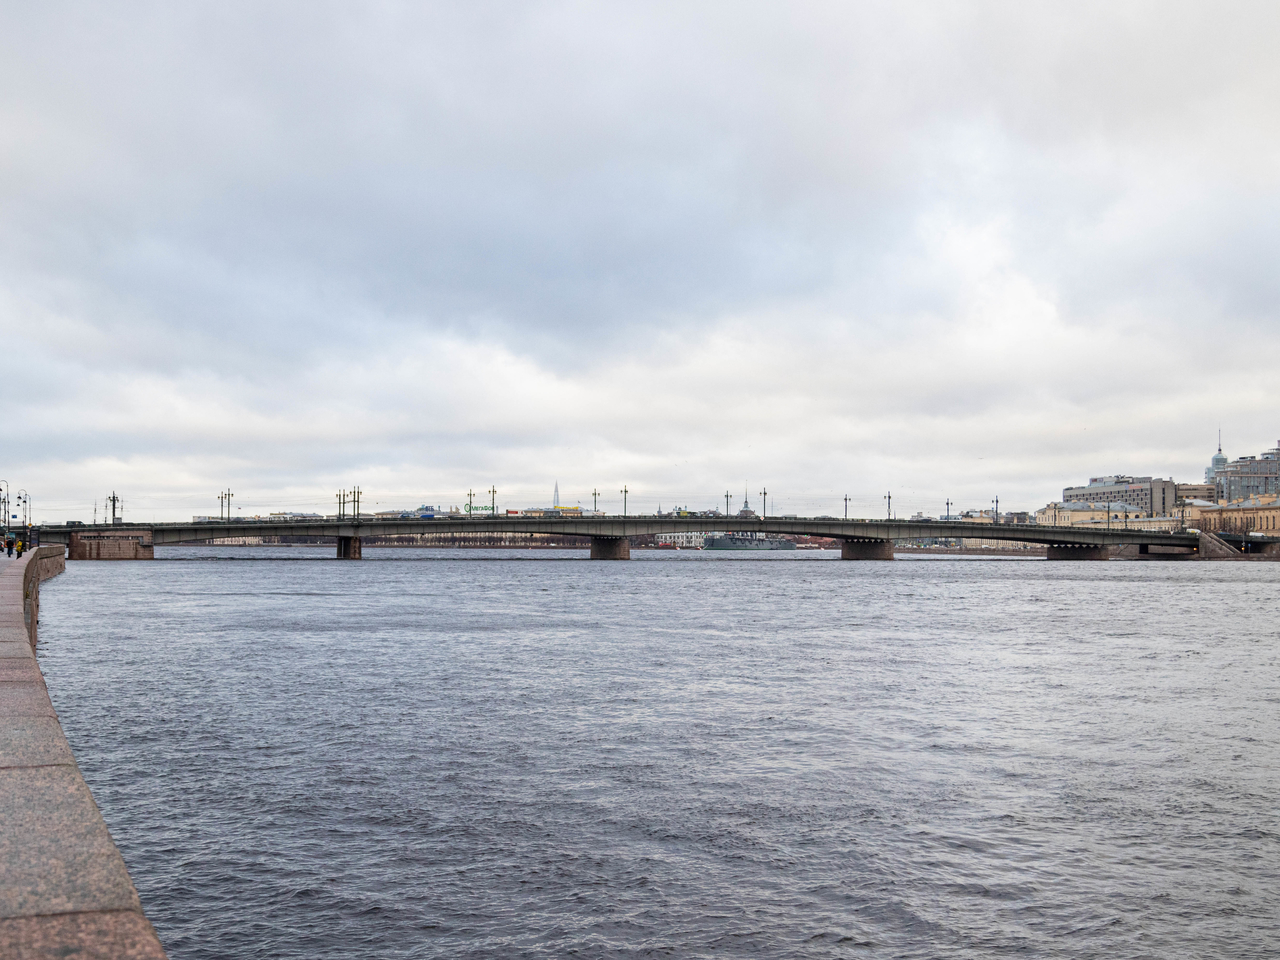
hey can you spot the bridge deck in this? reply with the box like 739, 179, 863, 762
37, 517, 1208, 549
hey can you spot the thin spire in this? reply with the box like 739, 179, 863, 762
1218, 428, 1222, 454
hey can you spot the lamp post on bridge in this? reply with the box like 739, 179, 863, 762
592, 488, 600, 512
844, 494, 850, 519
725, 491, 731, 516
992, 496, 999, 524
620, 485, 628, 518
467, 489, 475, 516
489, 486, 497, 516
884, 491, 892, 520
759, 488, 767, 520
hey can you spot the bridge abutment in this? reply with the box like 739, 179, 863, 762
840, 539, 895, 560
68, 530, 154, 560
336, 536, 362, 559
590, 536, 630, 560
1046, 544, 1110, 561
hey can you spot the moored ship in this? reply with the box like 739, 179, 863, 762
703, 490, 798, 550
703, 533, 796, 551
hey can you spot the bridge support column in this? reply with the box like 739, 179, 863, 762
590, 536, 630, 560
1046, 544, 1110, 561
336, 536, 362, 559
840, 539, 894, 560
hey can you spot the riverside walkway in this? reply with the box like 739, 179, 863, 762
0, 547, 167, 958
37, 515, 1217, 561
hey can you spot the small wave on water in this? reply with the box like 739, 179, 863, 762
36, 547, 1280, 959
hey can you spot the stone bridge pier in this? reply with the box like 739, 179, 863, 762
1046, 544, 1110, 560
336, 536, 362, 559
590, 536, 630, 560
68, 529, 154, 560
840, 539, 895, 560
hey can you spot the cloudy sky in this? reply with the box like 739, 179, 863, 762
3, 2, 1279, 522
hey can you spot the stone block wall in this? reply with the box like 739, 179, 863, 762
68, 529, 155, 561
0, 548, 168, 957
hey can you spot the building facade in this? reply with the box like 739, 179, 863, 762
656, 531, 708, 548
1205, 442, 1228, 484
1213, 441, 1280, 502
1061, 477, 1178, 517
1175, 483, 1217, 503
1035, 502, 1183, 532
1186, 496, 1280, 535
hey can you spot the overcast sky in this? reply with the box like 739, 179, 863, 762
3, 2, 1279, 522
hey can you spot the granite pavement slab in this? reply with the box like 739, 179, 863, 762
0, 910, 166, 959
0, 766, 143, 919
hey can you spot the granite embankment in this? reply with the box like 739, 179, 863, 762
0, 546, 167, 958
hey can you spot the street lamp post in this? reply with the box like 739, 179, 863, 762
844, 494, 850, 519
620, 486, 628, 518
725, 491, 731, 516
16, 490, 29, 544
884, 491, 892, 520
759, 488, 768, 520
592, 489, 600, 512
489, 486, 497, 516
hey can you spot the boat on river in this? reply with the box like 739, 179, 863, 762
703, 533, 796, 551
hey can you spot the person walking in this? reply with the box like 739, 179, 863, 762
14, 539, 23, 558
5, 537, 12, 557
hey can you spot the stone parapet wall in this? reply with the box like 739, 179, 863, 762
0, 550, 168, 957
22, 546, 65, 648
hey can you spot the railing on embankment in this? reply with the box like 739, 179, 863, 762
0, 546, 168, 957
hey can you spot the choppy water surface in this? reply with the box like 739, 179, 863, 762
36, 547, 1280, 959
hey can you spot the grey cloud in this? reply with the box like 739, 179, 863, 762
4, 2, 1280, 518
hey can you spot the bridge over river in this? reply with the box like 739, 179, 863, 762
36, 516, 1225, 561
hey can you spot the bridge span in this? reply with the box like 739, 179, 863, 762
37, 516, 1212, 561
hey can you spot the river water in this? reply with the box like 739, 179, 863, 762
35, 547, 1280, 959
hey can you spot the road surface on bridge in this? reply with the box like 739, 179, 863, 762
38, 516, 1202, 551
